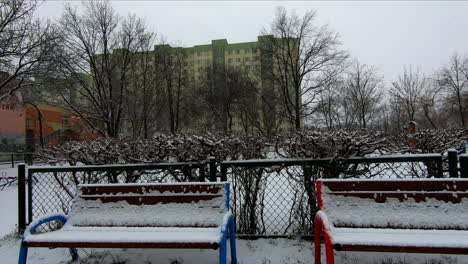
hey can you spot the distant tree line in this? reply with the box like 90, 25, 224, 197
1, 0, 467, 139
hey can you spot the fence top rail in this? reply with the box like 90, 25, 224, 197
319, 178, 468, 183
0, 152, 35, 155
221, 154, 442, 168
27, 161, 206, 173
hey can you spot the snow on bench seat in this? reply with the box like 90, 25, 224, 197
20, 182, 237, 264
68, 183, 226, 228
25, 226, 223, 248
331, 228, 468, 254
314, 179, 468, 264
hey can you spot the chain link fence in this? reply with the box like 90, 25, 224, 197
221, 154, 444, 238
19, 154, 446, 237
23, 162, 206, 228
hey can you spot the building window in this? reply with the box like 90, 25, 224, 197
198, 60, 202, 65
198, 68, 202, 73
245, 49, 251, 54
228, 58, 233, 63
253, 56, 258, 61
190, 61, 194, 66
245, 57, 250, 62
26, 119, 35, 127
236, 58, 241, 62
198, 52, 202, 56
236, 50, 240, 54
191, 76, 195, 81
184, 62, 188, 67
183, 69, 188, 74
204, 51, 209, 56
205, 67, 209, 72
228, 50, 232, 55
205, 59, 210, 64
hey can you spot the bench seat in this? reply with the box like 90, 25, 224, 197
314, 179, 468, 264
331, 227, 468, 254
19, 182, 237, 264
25, 226, 223, 248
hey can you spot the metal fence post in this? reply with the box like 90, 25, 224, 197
460, 154, 468, 178
448, 149, 458, 178
209, 157, 217, 182
436, 156, 444, 178
11, 154, 14, 168
199, 162, 206, 182
27, 169, 33, 223
17, 164, 26, 233
220, 163, 227, 182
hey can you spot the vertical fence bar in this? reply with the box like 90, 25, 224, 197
17, 164, 26, 233
460, 154, 468, 178
11, 154, 14, 168
209, 157, 217, 182
199, 163, 206, 182
448, 149, 458, 178
220, 163, 227, 182
27, 169, 33, 224
436, 156, 444, 178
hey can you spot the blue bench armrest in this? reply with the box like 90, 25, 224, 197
26, 213, 67, 235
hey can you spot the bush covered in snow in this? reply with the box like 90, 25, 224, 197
38, 133, 270, 166
37, 129, 467, 167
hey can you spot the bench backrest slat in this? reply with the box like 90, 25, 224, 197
79, 194, 223, 205
80, 184, 224, 196
67, 183, 229, 228
318, 179, 468, 230
322, 180, 468, 192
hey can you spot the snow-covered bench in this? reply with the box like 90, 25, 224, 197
314, 179, 468, 264
19, 182, 237, 264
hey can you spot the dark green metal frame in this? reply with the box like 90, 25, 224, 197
220, 154, 445, 180
18, 153, 468, 234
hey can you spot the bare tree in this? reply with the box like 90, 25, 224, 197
316, 77, 344, 129
125, 30, 158, 138
0, 0, 58, 100
260, 7, 348, 131
345, 60, 384, 129
418, 79, 443, 129
200, 66, 259, 134
50, 1, 154, 137
390, 67, 426, 123
154, 44, 187, 134
437, 53, 467, 128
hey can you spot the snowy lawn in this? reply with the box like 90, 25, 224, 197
2, 236, 468, 264
0, 165, 19, 238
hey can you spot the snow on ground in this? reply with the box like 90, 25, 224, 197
0, 165, 18, 238
2, 237, 468, 264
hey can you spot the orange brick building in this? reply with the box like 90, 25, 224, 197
25, 103, 100, 149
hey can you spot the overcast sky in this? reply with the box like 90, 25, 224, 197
37, 1, 468, 84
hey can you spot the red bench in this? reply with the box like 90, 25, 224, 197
19, 182, 237, 264
314, 179, 468, 264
